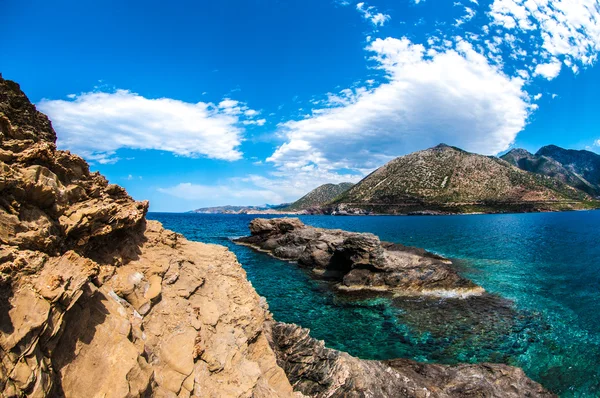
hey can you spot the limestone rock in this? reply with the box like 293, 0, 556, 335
0, 76, 293, 397
236, 218, 483, 297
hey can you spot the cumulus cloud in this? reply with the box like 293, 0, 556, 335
356, 2, 391, 26
38, 90, 263, 163
268, 37, 531, 174
534, 59, 562, 79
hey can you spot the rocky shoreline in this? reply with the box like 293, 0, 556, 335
0, 77, 554, 397
235, 218, 484, 298
267, 320, 554, 398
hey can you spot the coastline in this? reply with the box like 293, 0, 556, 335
188, 201, 600, 217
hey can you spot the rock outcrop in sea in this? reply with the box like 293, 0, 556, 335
0, 76, 554, 397
235, 218, 483, 297
267, 321, 555, 398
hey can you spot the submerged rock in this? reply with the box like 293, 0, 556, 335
235, 218, 484, 297
267, 321, 555, 398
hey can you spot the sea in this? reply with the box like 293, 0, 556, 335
148, 210, 600, 397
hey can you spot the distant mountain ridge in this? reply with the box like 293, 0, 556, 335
191, 203, 290, 214
501, 145, 600, 197
188, 144, 600, 215
328, 144, 595, 214
283, 182, 355, 211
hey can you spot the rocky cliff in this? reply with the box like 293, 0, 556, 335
0, 76, 294, 397
329, 144, 596, 214
501, 147, 600, 197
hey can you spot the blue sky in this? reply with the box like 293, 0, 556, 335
2, 0, 600, 212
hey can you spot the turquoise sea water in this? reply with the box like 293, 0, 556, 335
148, 211, 600, 397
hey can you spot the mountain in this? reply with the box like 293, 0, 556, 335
537, 145, 600, 196
329, 144, 596, 214
191, 203, 289, 214
501, 146, 600, 197
283, 182, 354, 211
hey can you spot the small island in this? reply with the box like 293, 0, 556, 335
235, 217, 484, 297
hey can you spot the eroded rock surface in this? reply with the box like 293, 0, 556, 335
0, 76, 294, 397
268, 321, 555, 398
235, 218, 483, 297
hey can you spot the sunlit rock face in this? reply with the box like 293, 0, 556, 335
0, 76, 554, 398
0, 76, 294, 397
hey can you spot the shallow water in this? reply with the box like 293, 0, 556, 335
148, 211, 600, 397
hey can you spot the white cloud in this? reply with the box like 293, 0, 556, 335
242, 118, 267, 126
534, 58, 562, 79
356, 2, 391, 26
594, 139, 600, 147
455, 6, 477, 26
489, 0, 600, 72
268, 37, 531, 174
38, 90, 262, 163
158, 182, 286, 206
158, 165, 362, 207
533, 93, 543, 100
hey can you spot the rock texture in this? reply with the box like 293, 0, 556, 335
0, 76, 294, 397
235, 218, 483, 297
502, 146, 600, 198
283, 183, 354, 212
328, 144, 597, 215
268, 321, 555, 398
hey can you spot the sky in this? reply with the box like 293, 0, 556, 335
2, 0, 600, 212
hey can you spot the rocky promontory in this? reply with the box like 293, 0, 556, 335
0, 76, 295, 397
235, 218, 483, 297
